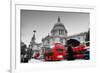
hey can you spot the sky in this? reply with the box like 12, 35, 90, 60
21, 10, 90, 46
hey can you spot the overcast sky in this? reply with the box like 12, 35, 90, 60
21, 10, 89, 45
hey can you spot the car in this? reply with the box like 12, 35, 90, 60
83, 47, 90, 60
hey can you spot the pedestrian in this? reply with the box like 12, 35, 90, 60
67, 46, 75, 60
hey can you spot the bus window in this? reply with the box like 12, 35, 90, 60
57, 49, 63, 53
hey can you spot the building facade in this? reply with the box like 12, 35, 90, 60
67, 32, 87, 44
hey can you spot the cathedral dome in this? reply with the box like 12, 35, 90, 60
53, 22, 66, 30
51, 16, 67, 33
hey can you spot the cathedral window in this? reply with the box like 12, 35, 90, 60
61, 30, 64, 35
60, 38, 63, 43
59, 30, 60, 35
59, 30, 64, 35
48, 40, 50, 44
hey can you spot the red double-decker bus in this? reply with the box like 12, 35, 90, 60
44, 43, 65, 61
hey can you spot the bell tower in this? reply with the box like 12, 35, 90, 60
29, 30, 36, 49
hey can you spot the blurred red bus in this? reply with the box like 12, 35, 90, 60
44, 43, 65, 61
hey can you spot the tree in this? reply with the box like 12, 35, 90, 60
21, 42, 32, 63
